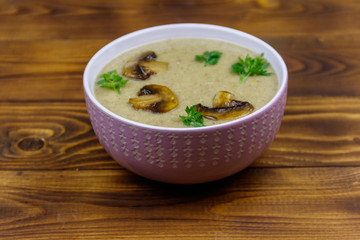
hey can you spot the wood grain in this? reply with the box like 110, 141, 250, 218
1, 0, 360, 239
1, 167, 360, 239
1, 96, 359, 171
1, 39, 360, 102
0, 102, 116, 170
0, 0, 359, 40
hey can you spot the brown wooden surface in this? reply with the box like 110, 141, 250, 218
1, 0, 360, 239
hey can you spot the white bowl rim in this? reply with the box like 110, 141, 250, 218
83, 23, 288, 132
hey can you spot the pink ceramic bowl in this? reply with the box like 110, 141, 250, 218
83, 23, 288, 184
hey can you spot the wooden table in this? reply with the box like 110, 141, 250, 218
1, 0, 360, 239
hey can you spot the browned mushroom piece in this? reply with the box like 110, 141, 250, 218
196, 91, 254, 120
213, 90, 241, 107
129, 84, 178, 113
123, 51, 168, 80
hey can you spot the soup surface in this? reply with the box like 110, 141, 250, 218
94, 38, 278, 128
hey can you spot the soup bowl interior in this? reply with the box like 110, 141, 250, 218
83, 23, 288, 184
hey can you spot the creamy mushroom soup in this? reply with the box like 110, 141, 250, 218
94, 38, 278, 128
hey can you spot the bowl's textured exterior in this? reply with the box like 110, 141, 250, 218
83, 24, 288, 184
85, 90, 286, 184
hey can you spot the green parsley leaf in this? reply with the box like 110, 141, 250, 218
195, 51, 222, 66
97, 70, 128, 94
232, 53, 271, 82
179, 105, 205, 127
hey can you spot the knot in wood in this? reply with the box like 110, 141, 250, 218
17, 137, 45, 151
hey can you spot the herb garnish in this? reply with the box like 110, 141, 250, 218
232, 53, 271, 82
97, 70, 128, 94
180, 105, 205, 127
195, 51, 222, 66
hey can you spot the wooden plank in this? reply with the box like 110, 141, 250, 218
0, 96, 359, 170
256, 96, 360, 167
0, 0, 359, 41
0, 40, 360, 101
0, 102, 118, 170
0, 167, 360, 239
0, 39, 106, 101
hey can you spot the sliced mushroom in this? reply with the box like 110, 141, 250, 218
129, 84, 178, 113
196, 91, 254, 120
196, 102, 253, 120
138, 60, 168, 76
123, 51, 168, 80
213, 90, 241, 107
